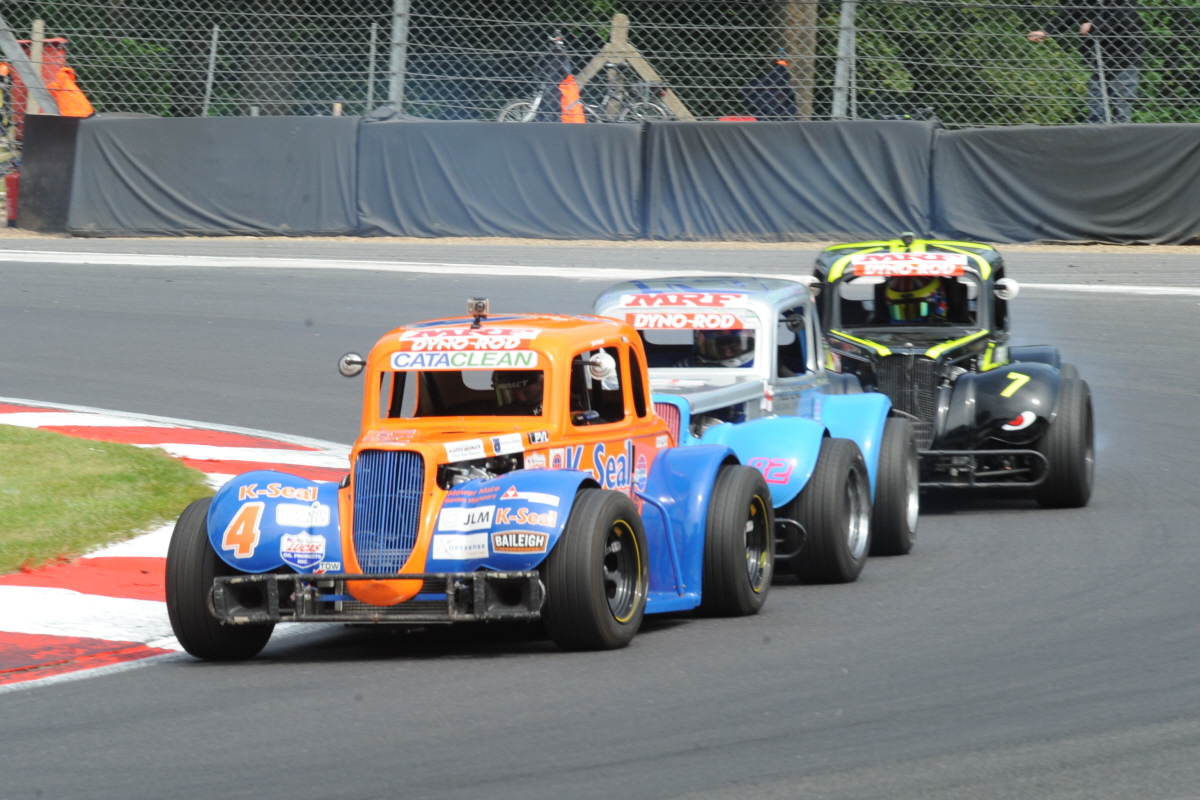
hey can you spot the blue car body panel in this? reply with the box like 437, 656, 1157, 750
208, 470, 344, 574
816, 392, 892, 498
698, 416, 826, 508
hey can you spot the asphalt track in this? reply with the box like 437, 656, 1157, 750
2, 240, 1199, 799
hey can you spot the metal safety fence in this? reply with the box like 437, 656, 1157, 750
1, 0, 1199, 127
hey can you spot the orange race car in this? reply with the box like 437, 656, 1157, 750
166, 299, 776, 658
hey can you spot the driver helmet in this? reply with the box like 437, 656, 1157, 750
695, 329, 755, 368
493, 370, 544, 414
886, 277, 948, 323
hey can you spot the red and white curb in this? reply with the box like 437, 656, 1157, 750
0, 398, 349, 691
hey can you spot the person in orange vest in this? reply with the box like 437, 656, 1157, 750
45, 66, 93, 116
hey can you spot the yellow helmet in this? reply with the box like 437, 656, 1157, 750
885, 277, 948, 323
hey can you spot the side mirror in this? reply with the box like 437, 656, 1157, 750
587, 351, 617, 381
338, 352, 366, 378
994, 278, 1020, 301
796, 274, 822, 299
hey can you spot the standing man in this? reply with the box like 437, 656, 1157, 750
1028, 0, 1145, 124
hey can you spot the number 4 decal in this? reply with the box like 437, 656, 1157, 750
221, 502, 264, 558
1001, 371, 1031, 398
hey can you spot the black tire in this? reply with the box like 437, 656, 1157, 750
1034, 377, 1094, 509
166, 497, 275, 661
1059, 362, 1080, 380
870, 418, 919, 556
785, 439, 872, 584
699, 465, 775, 616
541, 489, 649, 650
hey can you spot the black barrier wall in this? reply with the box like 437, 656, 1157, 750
645, 120, 935, 241
68, 116, 359, 236
61, 116, 1200, 243
19, 115, 82, 233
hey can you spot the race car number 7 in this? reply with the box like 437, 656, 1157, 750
1001, 371, 1031, 398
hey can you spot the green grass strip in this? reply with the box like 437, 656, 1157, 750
0, 425, 212, 575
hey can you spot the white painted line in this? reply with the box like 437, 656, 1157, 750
0, 396, 350, 454
82, 523, 174, 559
135, 442, 349, 469
0, 412, 173, 428
0, 586, 177, 645
1021, 282, 1200, 297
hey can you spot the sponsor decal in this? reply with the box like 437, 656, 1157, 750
626, 311, 744, 330
633, 453, 648, 492
361, 429, 417, 443
238, 483, 318, 502
221, 502, 264, 559
1001, 411, 1037, 431
399, 327, 540, 352
275, 502, 332, 528
432, 533, 490, 561
390, 350, 538, 371
495, 506, 558, 528
315, 561, 341, 574
850, 253, 967, 277
620, 292, 746, 309
656, 435, 669, 448
527, 430, 550, 445
491, 532, 550, 554
490, 433, 524, 455
592, 441, 631, 491
547, 446, 584, 471
280, 532, 327, 570
500, 486, 561, 507
748, 457, 794, 485
523, 451, 547, 470
438, 505, 495, 532
444, 439, 486, 462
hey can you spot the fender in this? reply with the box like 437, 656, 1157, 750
817, 392, 892, 498
943, 363, 1060, 448
699, 416, 826, 508
207, 470, 343, 574
422, 468, 597, 573
640, 444, 737, 613
1009, 345, 1061, 369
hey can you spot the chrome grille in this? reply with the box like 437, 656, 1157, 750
654, 402, 681, 442
875, 356, 938, 448
352, 450, 424, 574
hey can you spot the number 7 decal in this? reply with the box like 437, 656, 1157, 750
1001, 371, 1031, 398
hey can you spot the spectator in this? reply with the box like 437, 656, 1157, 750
741, 57, 797, 121
1028, 0, 1145, 124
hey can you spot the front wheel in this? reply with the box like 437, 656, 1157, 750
166, 497, 274, 660
870, 418, 919, 556
785, 439, 872, 584
699, 465, 774, 616
541, 489, 649, 650
1034, 377, 1094, 508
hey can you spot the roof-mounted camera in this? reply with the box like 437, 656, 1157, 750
467, 297, 489, 329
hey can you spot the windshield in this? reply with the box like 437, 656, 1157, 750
380, 365, 545, 419
636, 325, 759, 369
836, 274, 980, 329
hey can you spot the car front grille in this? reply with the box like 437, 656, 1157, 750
875, 355, 938, 448
352, 449, 424, 573
654, 402, 682, 442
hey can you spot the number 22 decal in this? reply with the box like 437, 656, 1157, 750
221, 502, 264, 558
748, 457, 794, 485
1001, 371, 1031, 398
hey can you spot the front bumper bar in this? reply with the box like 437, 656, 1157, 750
209, 571, 545, 625
918, 449, 1049, 489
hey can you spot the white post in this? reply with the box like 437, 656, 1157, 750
388, 0, 411, 108
831, 0, 857, 119
366, 21, 378, 110
26, 19, 43, 115
201, 24, 219, 117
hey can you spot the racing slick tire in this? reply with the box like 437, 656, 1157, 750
166, 497, 275, 661
1034, 377, 1094, 509
698, 464, 775, 617
785, 439, 872, 584
1059, 362, 1080, 380
869, 418, 919, 556
541, 489, 649, 651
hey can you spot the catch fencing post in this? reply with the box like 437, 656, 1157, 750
831, 0, 857, 119
201, 24, 219, 117
388, 0, 411, 109
27, 19, 44, 115
1092, 37, 1112, 124
366, 21, 378, 111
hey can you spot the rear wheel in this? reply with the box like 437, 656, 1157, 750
1035, 377, 1094, 508
497, 100, 535, 122
541, 489, 648, 650
699, 465, 774, 616
618, 100, 671, 122
1059, 362, 1080, 380
870, 418, 919, 556
786, 439, 872, 584
166, 497, 274, 660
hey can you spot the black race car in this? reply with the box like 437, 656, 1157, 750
809, 235, 1093, 508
